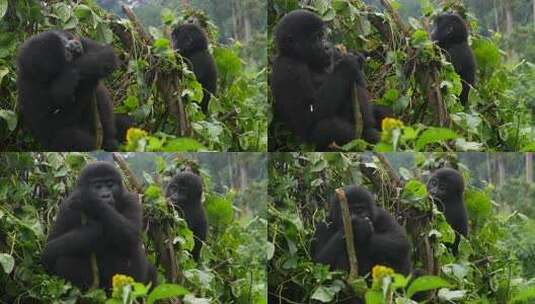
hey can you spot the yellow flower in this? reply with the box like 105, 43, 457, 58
126, 128, 148, 144
382, 118, 404, 133
381, 118, 404, 142
112, 274, 134, 298
372, 265, 395, 285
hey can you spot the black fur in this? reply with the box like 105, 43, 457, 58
17, 31, 126, 151
271, 10, 380, 150
431, 14, 476, 108
311, 185, 412, 275
427, 167, 468, 255
165, 172, 207, 262
42, 162, 157, 290
172, 24, 218, 114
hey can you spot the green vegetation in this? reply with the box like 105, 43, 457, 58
268, 0, 535, 151
268, 152, 535, 303
0, 152, 267, 303
0, 0, 267, 151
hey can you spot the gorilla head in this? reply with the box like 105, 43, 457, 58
275, 9, 333, 69
77, 162, 124, 208
427, 167, 465, 210
165, 171, 203, 208
171, 24, 209, 56
431, 14, 469, 48
329, 185, 377, 229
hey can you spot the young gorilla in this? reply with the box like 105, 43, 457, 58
427, 167, 468, 255
17, 30, 124, 151
172, 24, 218, 114
311, 185, 412, 276
42, 162, 157, 290
165, 171, 208, 262
271, 10, 380, 150
431, 13, 476, 108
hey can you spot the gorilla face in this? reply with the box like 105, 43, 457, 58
171, 24, 208, 55
427, 167, 465, 203
165, 172, 203, 207
431, 14, 468, 46
275, 9, 333, 69
78, 162, 124, 207
86, 177, 121, 206
330, 185, 377, 228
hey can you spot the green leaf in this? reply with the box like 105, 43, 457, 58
163, 138, 206, 152
0, 0, 7, 20
364, 290, 384, 304
205, 194, 233, 228
147, 284, 189, 304
0, 253, 14, 274
415, 128, 458, 150
144, 185, 162, 200
510, 286, 535, 303
465, 189, 492, 221
0, 109, 17, 131
311, 286, 335, 303
407, 275, 452, 298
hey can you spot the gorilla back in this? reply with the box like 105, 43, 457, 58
17, 31, 120, 151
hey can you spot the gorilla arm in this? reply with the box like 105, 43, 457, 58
365, 209, 411, 275
75, 38, 118, 81
95, 83, 118, 150
42, 201, 102, 269
88, 193, 142, 254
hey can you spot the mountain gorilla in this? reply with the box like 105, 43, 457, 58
17, 30, 129, 151
165, 171, 207, 261
271, 10, 382, 150
172, 24, 218, 114
311, 185, 411, 276
431, 13, 476, 108
42, 162, 157, 290
427, 167, 468, 255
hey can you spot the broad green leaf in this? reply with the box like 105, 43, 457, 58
407, 275, 452, 298
0, 0, 7, 20
0, 109, 17, 131
147, 284, 188, 304
415, 128, 458, 150
0, 253, 14, 274
163, 138, 206, 152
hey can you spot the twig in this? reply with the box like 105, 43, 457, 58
352, 85, 363, 140
112, 153, 143, 193
93, 91, 103, 150
335, 188, 359, 280
81, 212, 100, 289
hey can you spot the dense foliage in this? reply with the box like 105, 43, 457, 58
0, 152, 267, 303
0, 0, 267, 151
268, 152, 535, 303
268, 0, 535, 152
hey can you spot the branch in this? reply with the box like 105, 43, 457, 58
112, 153, 143, 193
335, 188, 359, 280
81, 212, 100, 289
352, 85, 364, 140
93, 91, 103, 150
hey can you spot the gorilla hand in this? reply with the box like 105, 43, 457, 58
351, 214, 374, 244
